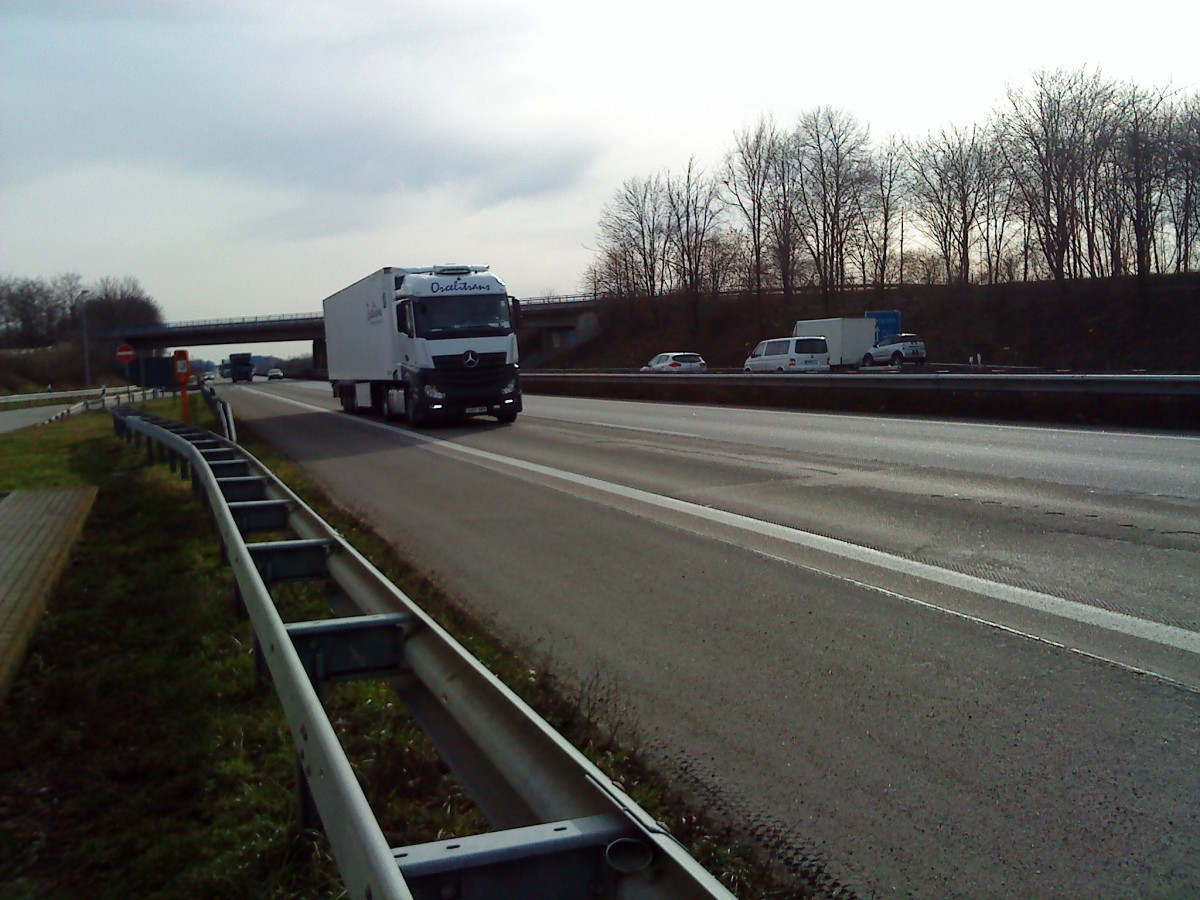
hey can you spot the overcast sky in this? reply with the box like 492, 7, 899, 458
3, 0, 1197, 362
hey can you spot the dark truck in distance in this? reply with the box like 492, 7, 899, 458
229, 352, 255, 382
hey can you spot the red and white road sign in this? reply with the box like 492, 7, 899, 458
116, 344, 136, 363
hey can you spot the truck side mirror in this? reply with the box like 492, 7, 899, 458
509, 295, 522, 328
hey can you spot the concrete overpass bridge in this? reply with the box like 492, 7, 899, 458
109, 295, 603, 368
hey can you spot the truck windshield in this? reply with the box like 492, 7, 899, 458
412, 293, 512, 337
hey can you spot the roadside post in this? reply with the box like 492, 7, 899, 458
173, 349, 191, 423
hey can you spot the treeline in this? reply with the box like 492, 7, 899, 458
0, 273, 163, 349
587, 67, 1200, 322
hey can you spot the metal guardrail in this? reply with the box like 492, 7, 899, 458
28, 387, 164, 424
2, 387, 111, 407
108, 405, 735, 900
521, 371, 1200, 430
4, 386, 164, 410
198, 381, 236, 442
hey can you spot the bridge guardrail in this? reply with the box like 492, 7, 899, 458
108, 406, 735, 900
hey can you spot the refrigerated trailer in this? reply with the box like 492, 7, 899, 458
324, 266, 522, 426
791, 317, 878, 368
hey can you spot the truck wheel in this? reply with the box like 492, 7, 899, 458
496, 410, 517, 424
339, 384, 357, 413
405, 390, 425, 428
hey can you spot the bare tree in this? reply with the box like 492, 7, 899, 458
597, 175, 669, 324
88, 275, 163, 333
763, 127, 805, 299
1166, 92, 1200, 271
861, 136, 906, 288
908, 125, 989, 283
1110, 81, 1176, 286
793, 106, 873, 302
665, 157, 722, 330
0, 273, 95, 348
724, 115, 777, 323
702, 228, 747, 296
0, 277, 54, 348
975, 125, 1019, 283
998, 68, 1117, 282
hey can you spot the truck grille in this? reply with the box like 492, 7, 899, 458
432, 351, 509, 371
429, 353, 516, 396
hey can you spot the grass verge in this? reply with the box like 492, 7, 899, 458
0, 402, 811, 898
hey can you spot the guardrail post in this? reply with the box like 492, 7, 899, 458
283, 615, 413, 830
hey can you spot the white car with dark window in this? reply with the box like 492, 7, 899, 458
862, 333, 927, 367
743, 336, 831, 373
267, 367, 284, 380
640, 352, 708, 373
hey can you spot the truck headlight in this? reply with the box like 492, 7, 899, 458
501, 379, 517, 395
422, 384, 446, 400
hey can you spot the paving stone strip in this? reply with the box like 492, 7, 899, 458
0, 488, 98, 702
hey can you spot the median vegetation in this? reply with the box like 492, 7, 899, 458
0, 402, 814, 898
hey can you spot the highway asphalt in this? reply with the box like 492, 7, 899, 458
222, 382, 1200, 897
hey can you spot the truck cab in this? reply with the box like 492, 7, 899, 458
393, 267, 521, 425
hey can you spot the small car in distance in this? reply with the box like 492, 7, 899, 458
267, 367, 284, 381
743, 336, 831, 373
862, 333, 927, 367
641, 352, 708, 373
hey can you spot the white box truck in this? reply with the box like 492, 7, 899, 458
324, 265, 522, 426
792, 317, 878, 369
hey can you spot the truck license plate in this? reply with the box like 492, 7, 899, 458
465, 406, 487, 414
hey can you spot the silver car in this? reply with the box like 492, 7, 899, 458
641, 352, 708, 373
862, 333, 927, 367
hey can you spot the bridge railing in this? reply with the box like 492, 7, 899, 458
112, 311, 323, 335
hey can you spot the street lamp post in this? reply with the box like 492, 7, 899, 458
77, 289, 92, 388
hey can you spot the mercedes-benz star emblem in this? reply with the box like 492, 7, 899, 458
462, 350, 479, 368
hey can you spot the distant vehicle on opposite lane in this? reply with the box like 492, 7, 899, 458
641, 352, 708, 373
743, 336, 831, 373
862, 333, 927, 367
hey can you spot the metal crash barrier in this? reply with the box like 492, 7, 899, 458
109, 404, 734, 900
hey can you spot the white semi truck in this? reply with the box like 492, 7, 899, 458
324, 266, 521, 426
791, 317, 878, 369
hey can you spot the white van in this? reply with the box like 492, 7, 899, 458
743, 336, 831, 373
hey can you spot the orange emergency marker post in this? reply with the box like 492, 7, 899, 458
173, 349, 191, 423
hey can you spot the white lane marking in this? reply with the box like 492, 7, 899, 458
244, 389, 1200, 656
586, 422, 703, 439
